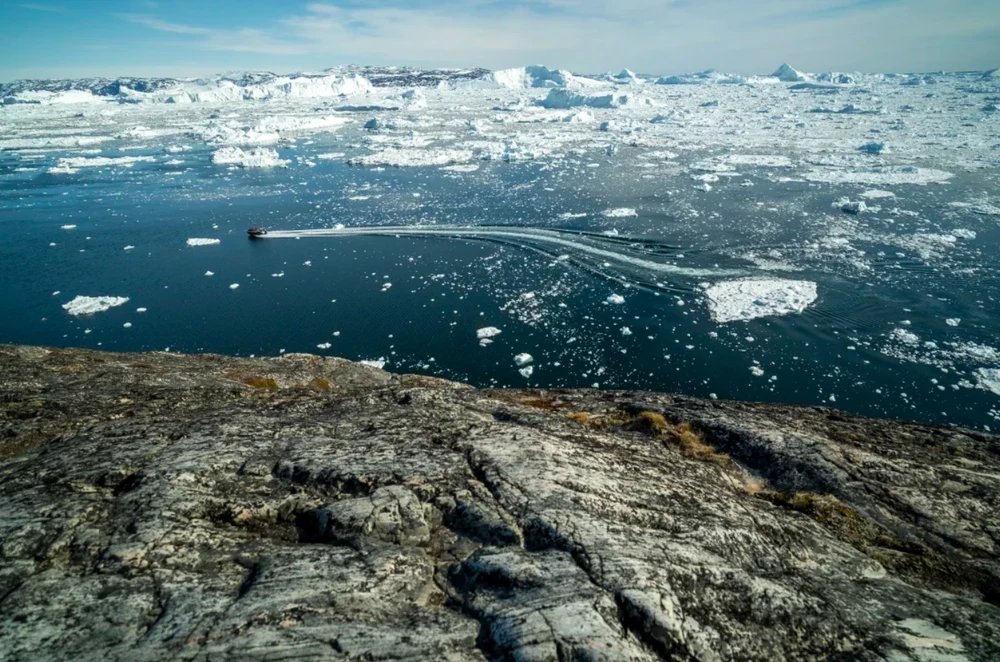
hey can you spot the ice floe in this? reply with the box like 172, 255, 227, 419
186, 238, 221, 247
62, 295, 129, 316
212, 147, 288, 168
702, 279, 818, 323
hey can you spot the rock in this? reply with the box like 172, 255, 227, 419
0, 344, 998, 661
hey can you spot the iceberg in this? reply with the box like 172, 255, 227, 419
539, 89, 646, 109
462, 65, 601, 90
771, 63, 811, 82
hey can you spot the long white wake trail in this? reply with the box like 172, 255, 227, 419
264, 226, 739, 278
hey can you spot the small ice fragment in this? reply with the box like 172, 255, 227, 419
841, 200, 867, 215
123, 245, 135, 251
519, 366, 534, 378
945, 318, 960, 327
359, 358, 387, 369
229, 283, 239, 290
606, 293, 625, 305
317, 342, 332, 349
514, 353, 534, 367
750, 366, 765, 377
205, 271, 215, 276
123, 322, 132, 328
136, 307, 147, 313
621, 327, 632, 336
186, 238, 220, 247
477, 327, 502, 340
601, 208, 638, 218
61, 225, 76, 230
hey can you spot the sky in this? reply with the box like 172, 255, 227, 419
1, 0, 998, 81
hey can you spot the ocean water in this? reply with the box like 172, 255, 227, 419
2, 69, 999, 430
2, 141, 998, 431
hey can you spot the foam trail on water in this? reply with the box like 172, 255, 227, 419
264, 226, 740, 278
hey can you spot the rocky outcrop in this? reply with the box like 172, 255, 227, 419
0, 344, 998, 661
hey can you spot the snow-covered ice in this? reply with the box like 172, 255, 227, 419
186, 238, 221, 247
212, 147, 288, 168
62, 295, 129, 316
703, 279, 818, 323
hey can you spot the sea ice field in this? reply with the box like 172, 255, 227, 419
1, 64, 999, 430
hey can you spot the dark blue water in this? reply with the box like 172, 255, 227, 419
2, 143, 999, 431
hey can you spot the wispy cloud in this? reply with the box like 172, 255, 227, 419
116, 0, 1000, 74
18, 2, 61, 11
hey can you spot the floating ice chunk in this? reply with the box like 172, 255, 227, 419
186, 238, 221, 247
750, 366, 765, 377
890, 328, 920, 345
519, 366, 534, 378
123, 322, 132, 328
205, 271, 215, 276
62, 295, 129, 316
601, 208, 637, 218
858, 142, 886, 155
978, 369, 1000, 396
61, 225, 76, 230
317, 342, 332, 349
212, 146, 288, 168
136, 308, 147, 313
359, 358, 387, 369
803, 166, 953, 186
840, 200, 867, 215
123, 245, 135, 251
348, 147, 474, 168
725, 155, 792, 168
477, 326, 502, 340
621, 327, 633, 336
606, 293, 626, 305
946, 318, 961, 327
861, 189, 895, 199
514, 353, 534, 367
540, 89, 647, 109
970, 204, 1000, 216
703, 279, 818, 323
229, 283, 239, 290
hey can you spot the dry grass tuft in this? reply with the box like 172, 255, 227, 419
310, 377, 332, 391
627, 411, 669, 435
568, 411, 591, 425
670, 422, 729, 464
243, 376, 279, 391
740, 475, 767, 495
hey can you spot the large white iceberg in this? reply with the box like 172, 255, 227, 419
462, 65, 600, 90
771, 63, 811, 82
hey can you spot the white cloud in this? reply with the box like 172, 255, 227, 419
18, 2, 61, 11
117, 0, 1000, 75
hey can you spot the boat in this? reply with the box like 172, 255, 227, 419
247, 226, 268, 238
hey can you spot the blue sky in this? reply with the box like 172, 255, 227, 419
2, 0, 998, 80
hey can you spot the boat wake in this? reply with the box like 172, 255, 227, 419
263, 225, 742, 283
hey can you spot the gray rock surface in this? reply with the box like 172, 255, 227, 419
0, 344, 998, 661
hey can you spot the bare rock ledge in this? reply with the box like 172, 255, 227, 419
1, 344, 998, 661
